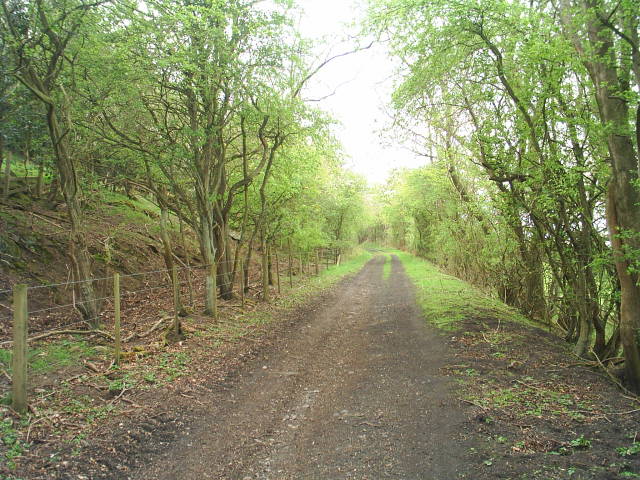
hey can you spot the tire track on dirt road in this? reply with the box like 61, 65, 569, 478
134, 254, 472, 480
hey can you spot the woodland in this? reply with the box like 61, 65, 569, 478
0, 2, 370, 320
367, 0, 640, 393
0, 0, 639, 465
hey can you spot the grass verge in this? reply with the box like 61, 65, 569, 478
277, 249, 372, 309
395, 250, 528, 331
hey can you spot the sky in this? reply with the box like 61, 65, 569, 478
297, 0, 426, 185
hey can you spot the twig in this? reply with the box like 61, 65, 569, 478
121, 397, 141, 408
623, 394, 640, 406
83, 361, 101, 373
30, 329, 114, 343
0, 329, 114, 346
515, 379, 546, 391
26, 416, 49, 443
29, 211, 64, 229
460, 398, 487, 410
601, 408, 640, 416
124, 316, 170, 342
110, 387, 129, 405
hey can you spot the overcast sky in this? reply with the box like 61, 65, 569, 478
297, 0, 425, 185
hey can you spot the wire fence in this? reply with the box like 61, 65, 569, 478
1, 246, 343, 412
0, 246, 341, 342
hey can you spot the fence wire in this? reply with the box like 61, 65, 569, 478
0, 249, 340, 341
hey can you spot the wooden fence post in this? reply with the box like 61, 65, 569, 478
262, 242, 270, 302
288, 240, 293, 288
114, 273, 121, 365
240, 259, 245, 308
12, 284, 28, 414
172, 266, 181, 334
325, 249, 329, 270
211, 262, 218, 319
315, 250, 319, 276
275, 248, 281, 294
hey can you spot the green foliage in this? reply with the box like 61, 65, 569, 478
466, 379, 593, 422
620, 472, 640, 479
0, 417, 29, 470
617, 443, 640, 457
376, 165, 521, 298
569, 435, 591, 449
367, 0, 631, 363
0, 340, 95, 376
158, 352, 190, 382
107, 374, 136, 393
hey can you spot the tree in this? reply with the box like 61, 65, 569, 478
1, 0, 109, 325
368, 0, 624, 366
557, 0, 640, 390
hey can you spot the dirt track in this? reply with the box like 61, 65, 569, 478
133, 255, 471, 479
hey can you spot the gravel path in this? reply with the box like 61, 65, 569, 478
134, 255, 471, 480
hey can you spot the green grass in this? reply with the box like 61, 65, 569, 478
4, 153, 40, 178
97, 190, 159, 225
467, 381, 592, 419
0, 339, 96, 377
395, 250, 529, 331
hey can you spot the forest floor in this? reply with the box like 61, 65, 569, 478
7, 253, 640, 479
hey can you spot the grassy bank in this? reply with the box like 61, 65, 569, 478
394, 250, 529, 330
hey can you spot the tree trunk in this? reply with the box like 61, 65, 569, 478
580, 4, 640, 391
607, 185, 640, 391
46, 105, 99, 326
178, 214, 195, 307
267, 244, 274, 285
47, 173, 59, 202
214, 221, 233, 300
0, 135, 4, 181
158, 196, 184, 315
244, 232, 256, 294
198, 213, 217, 315
36, 159, 45, 198
262, 238, 269, 302
3, 150, 11, 200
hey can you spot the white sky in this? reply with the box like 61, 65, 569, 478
297, 0, 425, 185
